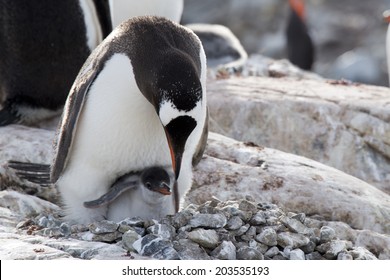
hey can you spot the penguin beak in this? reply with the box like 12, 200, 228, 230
163, 116, 197, 180
164, 129, 183, 180
156, 183, 172, 195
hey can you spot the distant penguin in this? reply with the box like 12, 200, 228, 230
108, 0, 183, 27
45, 16, 208, 224
286, 0, 315, 70
84, 166, 174, 220
186, 23, 248, 70
0, 0, 111, 126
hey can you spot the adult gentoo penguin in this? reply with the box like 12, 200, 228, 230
0, 0, 111, 126
186, 24, 248, 70
50, 16, 207, 224
286, 0, 315, 70
84, 166, 174, 220
108, 0, 183, 27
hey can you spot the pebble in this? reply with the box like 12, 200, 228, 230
255, 227, 278, 246
250, 211, 267, 226
277, 232, 310, 248
236, 247, 264, 260
89, 220, 118, 234
20, 198, 379, 260
225, 216, 244, 230
319, 226, 336, 243
211, 240, 237, 260
316, 240, 353, 259
173, 239, 211, 260
187, 228, 219, 249
122, 229, 141, 252
289, 249, 305, 260
147, 223, 176, 240
280, 215, 310, 235
189, 213, 227, 229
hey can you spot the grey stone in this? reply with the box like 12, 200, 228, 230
264, 246, 280, 258
280, 215, 310, 235
305, 252, 325, 260
210, 241, 236, 260
119, 217, 144, 228
117, 224, 132, 233
59, 223, 71, 236
236, 246, 264, 260
232, 224, 250, 236
133, 234, 177, 259
92, 231, 122, 242
70, 224, 88, 233
289, 249, 305, 260
238, 200, 258, 212
349, 247, 378, 260
320, 226, 336, 243
37, 216, 49, 228
147, 223, 176, 240
337, 252, 353, 260
187, 228, 219, 249
172, 210, 193, 229
225, 216, 243, 230
316, 240, 353, 259
300, 241, 316, 254
255, 227, 277, 246
122, 229, 141, 252
189, 213, 227, 229
250, 211, 267, 226
291, 213, 306, 224
173, 239, 211, 260
89, 220, 118, 234
277, 232, 310, 248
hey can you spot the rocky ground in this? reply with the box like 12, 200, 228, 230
1, 193, 378, 260
1, 56, 390, 260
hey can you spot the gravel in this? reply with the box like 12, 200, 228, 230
16, 198, 379, 260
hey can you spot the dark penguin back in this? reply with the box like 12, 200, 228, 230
0, 0, 91, 110
286, 9, 315, 70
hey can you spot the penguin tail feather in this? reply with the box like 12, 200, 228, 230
0, 107, 21, 126
7, 161, 51, 186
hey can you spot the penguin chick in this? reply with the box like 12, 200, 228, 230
85, 166, 174, 221
50, 16, 207, 224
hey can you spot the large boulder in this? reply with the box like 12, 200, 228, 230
207, 75, 390, 194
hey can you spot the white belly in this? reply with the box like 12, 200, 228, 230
58, 53, 171, 224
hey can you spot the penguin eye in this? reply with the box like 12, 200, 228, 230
145, 182, 152, 190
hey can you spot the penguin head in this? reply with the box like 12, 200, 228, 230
140, 166, 173, 204
149, 54, 204, 180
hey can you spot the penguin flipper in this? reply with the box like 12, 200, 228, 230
0, 107, 21, 126
7, 161, 51, 186
83, 173, 140, 208
51, 45, 112, 182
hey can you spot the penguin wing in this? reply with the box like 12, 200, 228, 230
83, 172, 140, 208
192, 107, 209, 167
51, 44, 112, 182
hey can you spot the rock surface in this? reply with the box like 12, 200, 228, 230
207, 75, 390, 194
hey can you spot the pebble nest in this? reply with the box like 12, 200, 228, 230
16, 198, 377, 260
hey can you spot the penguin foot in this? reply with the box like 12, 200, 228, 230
0, 107, 21, 126
7, 161, 51, 186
